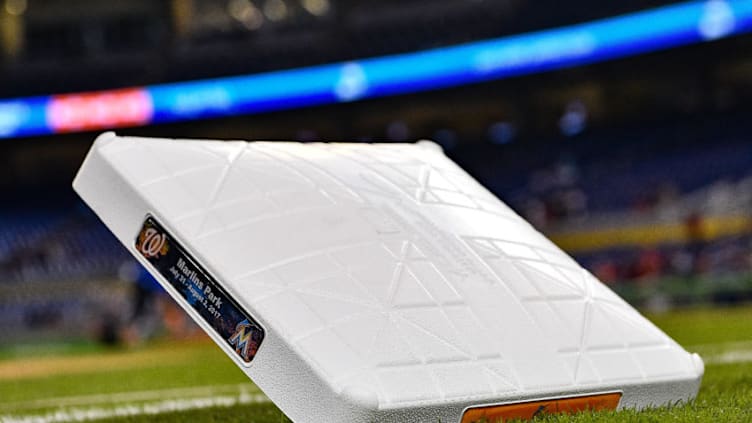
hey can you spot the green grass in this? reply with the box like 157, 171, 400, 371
1, 305, 752, 422
645, 306, 752, 346
0, 342, 251, 404
0, 340, 104, 361
96, 404, 292, 423
528, 362, 752, 423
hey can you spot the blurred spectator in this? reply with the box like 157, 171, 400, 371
631, 248, 665, 281
685, 211, 707, 273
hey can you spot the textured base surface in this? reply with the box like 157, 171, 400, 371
73, 133, 703, 422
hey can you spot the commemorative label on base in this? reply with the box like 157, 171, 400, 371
135, 216, 265, 363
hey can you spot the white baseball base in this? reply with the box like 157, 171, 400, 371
73, 133, 703, 422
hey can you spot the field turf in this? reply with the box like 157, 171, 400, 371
1, 306, 751, 422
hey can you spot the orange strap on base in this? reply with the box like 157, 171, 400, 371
461, 392, 622, 423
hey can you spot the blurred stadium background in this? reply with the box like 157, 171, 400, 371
1, 0, 752, 421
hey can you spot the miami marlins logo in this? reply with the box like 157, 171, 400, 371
229, 319, 257, 362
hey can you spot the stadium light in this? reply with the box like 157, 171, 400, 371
2, 0, 752, 139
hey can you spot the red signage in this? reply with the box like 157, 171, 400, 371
47, 88, 153, 132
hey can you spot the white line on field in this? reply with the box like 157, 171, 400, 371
0, 383, 260, 411
0, 392, 271, 423
703, 349, 752, 365
686, 341, 752, 365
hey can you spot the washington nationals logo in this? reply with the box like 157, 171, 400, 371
138, 226, 168, 258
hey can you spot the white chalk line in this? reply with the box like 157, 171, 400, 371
703, 349, 752, 365
0, 391, 271, 423
689, 340, 752, 365
0, 383, 260, 410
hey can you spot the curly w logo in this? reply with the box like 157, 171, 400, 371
138, 226, 168, 258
